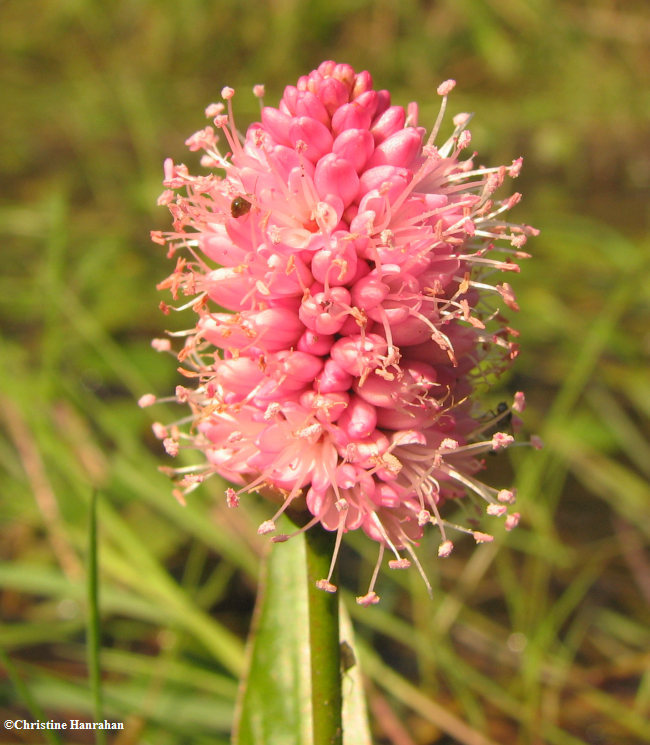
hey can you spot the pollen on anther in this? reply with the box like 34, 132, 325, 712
316, 579, 338, 593
437, 79, 456, 96
257, 520, 276, 535
152, 422, 168, 439
487, 504, 508, 517
531, 435, 544, 450
505, 513, 520, 531
513, 391, 526, 413
491, 432, 514, 451
356, 591, 380, 606
138, 394, 156, 408
205, 102, 224, 118
163, 438, 179, 456
497, 489, 516, 504
151, 338, 172, 352
225, 488, 240, 508
438, 540, 454, 557
388, 559, 411, 570
473, 531, 494, 544
417, 509, 431, 526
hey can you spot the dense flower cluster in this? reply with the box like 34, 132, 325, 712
145, 62, 538, 603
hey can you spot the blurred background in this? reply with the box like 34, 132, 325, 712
1, 1, 649, 743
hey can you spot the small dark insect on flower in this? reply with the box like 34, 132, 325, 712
496, 401, 513, 430
230, 196, 251, 218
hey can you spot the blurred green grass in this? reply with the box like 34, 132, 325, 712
1, 1, 649, 744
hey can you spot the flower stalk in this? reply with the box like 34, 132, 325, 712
304, 524, 343, 745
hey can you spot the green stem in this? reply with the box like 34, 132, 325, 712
304, 525, 343, 745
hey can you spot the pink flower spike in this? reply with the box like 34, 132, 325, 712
152, 62, 537, 602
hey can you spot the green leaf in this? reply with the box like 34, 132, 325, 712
233, 530, 372, 745
233, 533, 312, 745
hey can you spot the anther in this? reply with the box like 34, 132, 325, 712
356, 591, 380, 606
505, 513, 520, 531
151, 338, 172, 352
257, 520, 276, 535
497, 489, 516, 504
437, 79, 456, 96
225, 488, 240, 508
487, 504, 507, 517
163, 438, 179, 456
473, 531, 494, 544
438, 540, 454, 557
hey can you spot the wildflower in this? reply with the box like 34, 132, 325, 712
149, 62, 538, 602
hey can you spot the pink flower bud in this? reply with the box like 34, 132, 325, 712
332, 128, 375, 173
338, 395, 377, 440
294, 90, 330, 127
314, 153, 360, 206
367, 127, 423, 169
370, 105, 406, 143
261, 107, 293, 146
289, 117, 334, 162
331, 101, 373, 135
